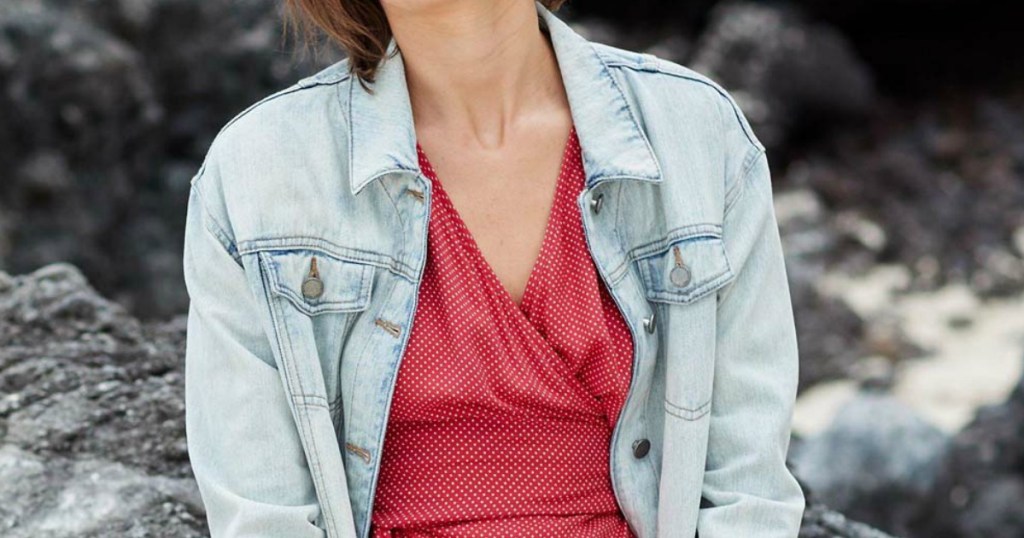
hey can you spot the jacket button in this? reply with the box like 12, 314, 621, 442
302, 257, 324, 299
669, 265, 691, 288
669, 246, 692, 287
643, 311, 656, 334
302, 276, 324, 299
590, 192, 604, 214
632, 438, 651, 458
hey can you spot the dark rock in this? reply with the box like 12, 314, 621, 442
773, 188, 868, 388
791, 443, 901, 537
0, 2, 162, 312
690, 1, 876, 150
784, 94, 1024, 298
799, 500, 900, 538
0, 0, 341, 320
773, 187, 920, 390
907, 362, 1024, 538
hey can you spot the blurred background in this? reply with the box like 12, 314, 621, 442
1, 0, 1022, 536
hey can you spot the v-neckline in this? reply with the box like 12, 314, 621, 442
416, 126, 577, 314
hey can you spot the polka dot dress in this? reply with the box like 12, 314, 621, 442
368, 125, 636, 538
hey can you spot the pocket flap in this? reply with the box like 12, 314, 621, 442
259, 249, 375, 315
635, 231, 734, 304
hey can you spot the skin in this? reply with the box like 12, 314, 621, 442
380, 0, 575, 306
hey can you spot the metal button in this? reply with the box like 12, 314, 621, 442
643, 311, 656, 334
669, 245, 692, 287
374, 317, 402, 338
669, 265, 691, 288
302, 277, 324, 299
302, 257, 324, 299
590, 192, 604, 214
344, 442, 372, 464
632, 438, 651, 458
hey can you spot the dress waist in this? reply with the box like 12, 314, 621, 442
370, 415, 626, 534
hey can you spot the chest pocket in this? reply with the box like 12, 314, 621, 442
634, 230, 734, 305
632, 228, 736, 420
259, 249, 375, 315
257, 247, 376, 436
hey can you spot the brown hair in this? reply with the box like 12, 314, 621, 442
282, 0, 569, 92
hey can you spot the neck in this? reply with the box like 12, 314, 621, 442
382, 0, 565, 149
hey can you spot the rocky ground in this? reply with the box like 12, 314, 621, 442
0, 265, 202, 536
1, 0, 1022, 536
0, 263, 905, 537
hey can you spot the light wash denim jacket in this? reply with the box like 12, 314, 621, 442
182, 2, 805, 536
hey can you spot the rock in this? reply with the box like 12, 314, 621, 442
0, 446, 203, 537
690, 1, 875, 150
0, 264, 201, 535
0, 2, 162, 310
772, 187, 882, 389
772, 187, 922, 392
790, 390, 949, 535
785, 94, 1024, 298
907, 362, 1024, 538
799, 500, 899, 538
0, 0, 340, 319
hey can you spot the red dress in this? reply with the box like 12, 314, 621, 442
369, 125, 636, 538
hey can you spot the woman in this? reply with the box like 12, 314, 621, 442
181, 1, 806, 537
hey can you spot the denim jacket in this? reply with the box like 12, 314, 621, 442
182, 2, 805, 536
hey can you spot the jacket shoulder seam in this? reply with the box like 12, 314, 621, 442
603, 55, 764, 154
188, 68, 353, 257
215, 70, 352, 140
188, 182, 242, 266
723, 145, 768, 220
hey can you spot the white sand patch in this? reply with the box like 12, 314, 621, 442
792, 264, 1024, 437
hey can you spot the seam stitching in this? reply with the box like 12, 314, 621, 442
189, 184, 242, 265
628, 223, 723, 260
603, 57, 764, 152
238, 237, 416, 281
259, 258, 338, 534
665, 398, 712, 420
723, 147, 767, 220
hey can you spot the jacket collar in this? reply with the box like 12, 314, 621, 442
347, 0, 663, 196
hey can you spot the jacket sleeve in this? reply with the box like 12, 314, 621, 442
697, 145, 806, 536
182, 172, 327, 537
